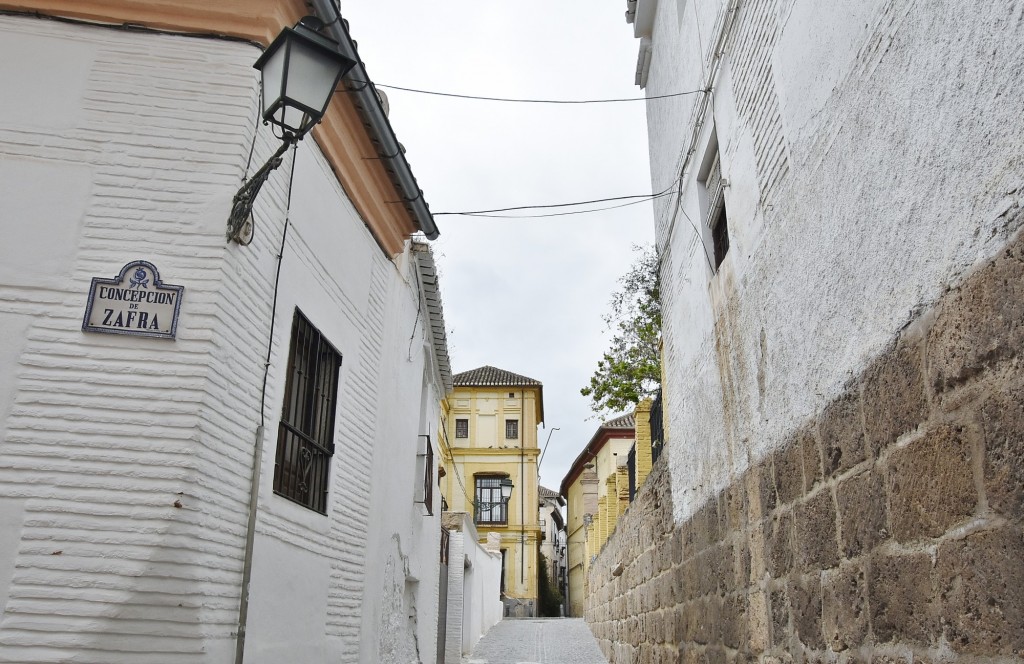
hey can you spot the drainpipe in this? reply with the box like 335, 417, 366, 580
520, 390, 525, 588
234, 425, 266, 664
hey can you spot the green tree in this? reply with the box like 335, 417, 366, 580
581, 245, 661, 416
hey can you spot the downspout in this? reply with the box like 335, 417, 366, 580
234, 426, 265, 664
309, 0, 438, 240
520, 390, 525, 588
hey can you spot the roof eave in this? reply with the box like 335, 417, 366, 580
311, 0, 438, 241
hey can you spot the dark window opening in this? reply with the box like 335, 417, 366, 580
700, 143, 730, 273
416, 434, 434, 515
455, 418, 469, 438
500, 549, 507, 593
505, 419, 519, 440
273, 309, 341, 514
711, 199, 730, 270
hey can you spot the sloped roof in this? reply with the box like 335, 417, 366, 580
452, 365, 544, 425
602, 413, 635, 429
412, 243, 452, 393
453, 365, 543, 387
539, 485, 560, 499
559, 411, 637, 498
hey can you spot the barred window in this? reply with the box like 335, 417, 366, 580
415, 434, 434, 515
700, 144, 730, 271
272, 310, 342, 514
475, 476, 509, 525
455, 418, 469, 438
505, 419, 519, 440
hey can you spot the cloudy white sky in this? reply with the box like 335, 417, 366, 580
340, 1, 655, 492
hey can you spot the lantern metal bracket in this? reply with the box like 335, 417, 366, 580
227, 140, 293, 244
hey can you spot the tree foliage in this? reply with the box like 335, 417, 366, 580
581, 245, 662, 416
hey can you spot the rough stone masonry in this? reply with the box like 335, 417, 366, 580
585, 224, 1024, 663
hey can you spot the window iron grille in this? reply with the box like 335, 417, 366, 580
505, 419, 519, 440
455, 418, 469, 438
272, 310, 342, 515
415, 434, 434, 515
475, 475, 509, 525
627, 444, 637, 502
440, 527, 450, 565
650, 388, 664, 465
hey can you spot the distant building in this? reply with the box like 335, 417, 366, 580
559, 412, 637, 616
440, 366, 545, 617
538, 485, 566, 606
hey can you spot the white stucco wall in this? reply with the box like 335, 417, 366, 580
640, 0, 1024, 521
0, 15, 446, 663
441, 515, 502, 661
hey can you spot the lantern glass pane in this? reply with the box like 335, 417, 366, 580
259, 41, 288, 118
283, 39, 344, 119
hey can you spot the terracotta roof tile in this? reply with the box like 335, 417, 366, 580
538, 485, 560, 499
453, 365, 542, 387
602, 412, 635, 429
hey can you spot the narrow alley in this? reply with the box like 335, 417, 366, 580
466, 619, 606, 664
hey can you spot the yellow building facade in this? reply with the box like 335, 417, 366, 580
440, 366, 544, 617
560, 408, 653, 617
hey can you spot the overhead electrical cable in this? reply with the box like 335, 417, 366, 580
342, 80, 706, 104
450, 191, 677, 219
433, 179, 680, 217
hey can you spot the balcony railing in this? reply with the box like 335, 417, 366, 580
440, 527, 450, 564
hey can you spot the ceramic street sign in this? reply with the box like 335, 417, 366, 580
82, 261, 184, 339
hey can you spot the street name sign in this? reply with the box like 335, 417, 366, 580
82, 260, 184, 339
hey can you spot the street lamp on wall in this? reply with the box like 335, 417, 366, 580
227, 16, 357, 244
475, 477, 514, 517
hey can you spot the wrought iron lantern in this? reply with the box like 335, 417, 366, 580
254, 17, 357, 141
227, 16, 357, 244
499, 477, 514, 503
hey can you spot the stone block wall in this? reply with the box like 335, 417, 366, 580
585, 230, 1024, 662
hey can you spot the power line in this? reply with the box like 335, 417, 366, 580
451, 191, 676, 219
343, 80, 706, 104
433, 179, 680, 217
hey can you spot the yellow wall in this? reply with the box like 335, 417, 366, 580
565, 476, 591, 617
441, 386, 542, 606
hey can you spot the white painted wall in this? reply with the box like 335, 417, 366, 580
637, 0, 1024, 521
440, 514, 502, 662
0, 15, 447, 663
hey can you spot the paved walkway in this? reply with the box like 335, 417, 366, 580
466, 618, 607, 664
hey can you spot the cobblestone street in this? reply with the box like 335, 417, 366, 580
466, 618, 607, 664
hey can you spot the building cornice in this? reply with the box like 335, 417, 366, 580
0, 0, 436, 256
449, 448, 541, 458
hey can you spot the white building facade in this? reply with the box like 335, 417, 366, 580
440, 513, 503, 664
0, 6, 449, 663
634, 0, 1024, 526
582, 0, 1024, 661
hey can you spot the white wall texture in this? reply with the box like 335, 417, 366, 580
0, 15, 445, 663
441, 515, 502, 662
641, 0, 1024, 521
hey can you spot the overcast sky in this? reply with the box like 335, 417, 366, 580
340, 1, 655, 492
